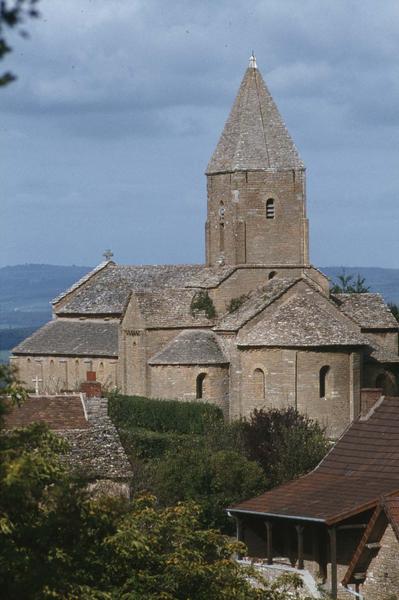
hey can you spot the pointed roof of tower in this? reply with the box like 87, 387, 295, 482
207, 54, 304, 174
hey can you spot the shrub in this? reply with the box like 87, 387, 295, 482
190, 290, 216, 319
228, 294, 249, 313
239, 407, 329, 488
109, 394, 224, 435
117, 427, 198, 461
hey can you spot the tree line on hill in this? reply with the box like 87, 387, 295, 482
0, 365, 324, 599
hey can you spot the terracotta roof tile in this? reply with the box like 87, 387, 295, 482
4, 395, 88, 430
230, 396, 399, 524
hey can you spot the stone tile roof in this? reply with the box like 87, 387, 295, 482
148, 330, 228, 365
334, 293, 398, 329
135, 288, 213, 328
52, 261, 112, 304
215, 277, 299, 332
237, 294, 368, 348
12, 320, 118, 357
4, 395, 88, 430
368, 341, 399, 363
55, 264, 204, 315
207, 62, 304, 174
229, 396, 399, 524
61, 408, 131, 481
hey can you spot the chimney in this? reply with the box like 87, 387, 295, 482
80, 371, 102, 398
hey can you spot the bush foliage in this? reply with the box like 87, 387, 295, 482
109, 394, 224, 435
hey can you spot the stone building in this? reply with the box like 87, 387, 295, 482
228, 395, 399, 599
11, 55, 399, 438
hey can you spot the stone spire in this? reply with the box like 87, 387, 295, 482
207, 56, 304, 174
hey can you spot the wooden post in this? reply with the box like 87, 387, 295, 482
296, 524, 304, 570
235, 517, 244, 559
328, 527, 337, 599
265, 521, 273, 565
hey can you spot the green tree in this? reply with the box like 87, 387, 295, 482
0, 363, 27, 425
330, 270, 370, 294
239, 407, 329, 488
0, 0, 40, 86
388, 302, 399, 322
151, 447, 267, 532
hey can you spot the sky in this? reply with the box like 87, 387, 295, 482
2, 0, 399, 269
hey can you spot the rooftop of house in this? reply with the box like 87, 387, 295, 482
3, 395, 89, 430
12, 320, 119, 357
3, 395, 131, 482
334, 293, 398, 329
206, 56, 304, 174
133, 288, 214, 328
237, 293, 368, 348
148, 329, 228, 365
229, 396, 399, 525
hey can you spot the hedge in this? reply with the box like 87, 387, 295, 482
117, 427, 203, 461
109, 394, 224, 435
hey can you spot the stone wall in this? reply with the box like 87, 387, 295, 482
236, 347, 358, 438
149, 364, 229, 415
206, 169, 308, 267
362, 525, 399, 599
11, 355, 118, 394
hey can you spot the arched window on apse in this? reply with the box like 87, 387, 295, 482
196, 373, 207, 400
268, 271, 277, 280
253, 368, 265, 400
319, 365, 330, 398
266, 198, 275, 219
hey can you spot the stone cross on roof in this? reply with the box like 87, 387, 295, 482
103, 249, 114, 261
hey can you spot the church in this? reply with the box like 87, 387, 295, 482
11, 55, 399, 438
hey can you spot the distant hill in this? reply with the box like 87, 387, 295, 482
0, 264, 92, 331
1, 263, 399, 358
322, 267, 399, 304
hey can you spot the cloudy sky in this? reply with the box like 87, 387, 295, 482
2, 0, 399, 268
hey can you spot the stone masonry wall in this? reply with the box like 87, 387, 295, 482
361, 525, 399, 600
11, 355, 118, 395
149, 364, 229, 415
206, 170, 308, 267
237, 348, 357, 438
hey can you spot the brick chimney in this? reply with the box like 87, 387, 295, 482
80, 371, 102, 398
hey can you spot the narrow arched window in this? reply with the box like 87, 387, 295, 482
196, 373, 207, 399
268, 271, 277, 280
253, 368, 265, 399
49, 359, 55, 376
266, 198, 275, 219
219, 222, 225, 251
319, 366, 330, 398
219, 201, 225, 218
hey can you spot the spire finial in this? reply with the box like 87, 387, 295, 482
249, 52, 257, 69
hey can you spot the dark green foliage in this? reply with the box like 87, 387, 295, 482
239, 407, 330, 488
228, 294, 249, 313
152, 447, 267, 531
118, 426, 198, 460
0, 0, 40, 86
109, 394, 224, 435
330, 269, 370, 294
190, 289, 217, 319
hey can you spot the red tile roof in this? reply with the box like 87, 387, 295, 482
230, 396, 399, 524
4, 395, 88, 430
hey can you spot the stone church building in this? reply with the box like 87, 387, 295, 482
12, 56, 399, 438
